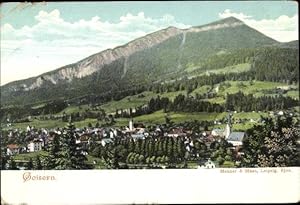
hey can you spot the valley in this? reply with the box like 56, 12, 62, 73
1, 16, 299, 170
1, 78, 298, 131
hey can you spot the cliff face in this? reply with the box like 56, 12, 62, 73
4, 17, 247, 92
2, 17, 280, 106
9, 26, 183, 92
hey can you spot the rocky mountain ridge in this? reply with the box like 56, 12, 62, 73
5, 17, 248, 92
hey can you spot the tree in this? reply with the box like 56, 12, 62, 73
165, 113, 172, 125
150, 156, 156, 164
138, 155, 144, 164
216, 156, 225, 165
128, 139, 135, 153
8, 158, 17, 170
164, 156, 170, 164
105, 148, 120, 169
257, 127, 298, 167
56, 123, 88, 169
126, 153, 134, 164
91, 146, 102, 158
242, 115, 299, 167
0, 148, 8, 170
33, 155, 43, 170
45, 135, 60, 169
145, 157, 151, 165
224, 155, 232, 162
27, 157, 33, 170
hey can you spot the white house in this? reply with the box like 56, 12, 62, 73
198, 159, 216, 169
28, 139, 44, 152
101, 138, 113, 147
26, 125, 32, 132
278, 111, 284, 116
6, 144, 20, 155
131, 133, 145, 141
110, 130, 114, 138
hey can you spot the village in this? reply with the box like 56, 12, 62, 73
1, 105, 298, 169
3, 108, 295, 170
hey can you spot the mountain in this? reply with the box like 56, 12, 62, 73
1, 17, 280, 106
279, 40, 299, 48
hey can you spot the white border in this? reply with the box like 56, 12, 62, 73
1, 167, 300, 204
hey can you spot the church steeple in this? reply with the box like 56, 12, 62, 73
224, 112, 232, 139
129, 118, 133, 131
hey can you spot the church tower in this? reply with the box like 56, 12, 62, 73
129, 118, 133, 131
224, 112, 232, 139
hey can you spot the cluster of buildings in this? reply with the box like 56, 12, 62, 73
5, 112, 247, 169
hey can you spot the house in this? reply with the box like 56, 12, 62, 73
276, 85, 290, 91
109, 129, 119, 138
7, 144, 20, 155
167, 128, 186, 137
76, 134, 90, 144
227, 132, 245, 147
211, 128, 224, 137
28, 139, 44, 152
26, 125, 32, 132
101, 138, 113, 147
131, 133, 145, 141
278, 111, 284, 116
198, 159, 216, 169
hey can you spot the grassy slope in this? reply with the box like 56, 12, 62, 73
5, 79, 297, 131
7, 120, 68, 130
286, 90, 299, 99
3, 118, 102, 130
116, 110, 268, 129
5, 109, 269, 131
99, 90, 186, 114
5, 57, 298, 132
205, 80, 289, 104
186, 63, 251, 75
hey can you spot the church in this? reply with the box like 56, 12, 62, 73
224, 112, 245, 147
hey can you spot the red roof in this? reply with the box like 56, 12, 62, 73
7, 144, 19, 149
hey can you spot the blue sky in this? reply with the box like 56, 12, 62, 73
0, 1, 298, 85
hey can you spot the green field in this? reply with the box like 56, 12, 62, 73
205, 63, 251, 75
100, 90, 185, 114
58, 104, 90, 114
3, 118, 101, 130
31, 103, 47, 109
193, 81, 291, 104
132, 110, 225, 125
118, 110, 268, 130
186, 63, 251, 77
4, 109, 270, 131
57, 80, 295, 116
191, 85, 211, 96
286, 90, 299, 99
216, 80, 286, 96
5, 119, 68, 130
3, 78, 296, 132
13, 151, 48, 161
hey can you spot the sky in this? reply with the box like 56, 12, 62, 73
0, 1, 298, 85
